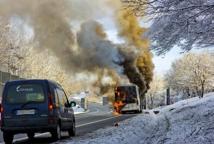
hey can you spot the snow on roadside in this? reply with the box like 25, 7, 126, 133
55, 111, 159, 144
56, 93, 214, 144
161, 92, 214, 144
73, 105, 86, 115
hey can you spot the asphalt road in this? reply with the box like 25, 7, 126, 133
0, 103, 137, 144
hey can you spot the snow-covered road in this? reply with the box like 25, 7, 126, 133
55, 92, 214, 144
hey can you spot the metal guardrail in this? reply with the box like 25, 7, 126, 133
0, 71, 21, 84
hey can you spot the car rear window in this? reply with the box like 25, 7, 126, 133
5, 84, 45, 104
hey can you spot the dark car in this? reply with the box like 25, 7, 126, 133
0, 79, 76, 144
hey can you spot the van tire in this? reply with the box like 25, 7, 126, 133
3, 132, 14, 144
51, 123, 61, 140
68, 121, 76, 137
27, 132, 35, 140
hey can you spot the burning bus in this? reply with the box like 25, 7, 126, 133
113, 84, 142, 114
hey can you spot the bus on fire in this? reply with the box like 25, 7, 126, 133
114, 84, 142, 113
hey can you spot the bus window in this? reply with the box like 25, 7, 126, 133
115, 86, 137, 104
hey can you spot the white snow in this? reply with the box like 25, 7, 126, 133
73, 105, 86, 115
56, 92, 214, 144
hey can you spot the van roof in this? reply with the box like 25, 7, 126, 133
5, 79, 61, 87
6, 79, 48, 83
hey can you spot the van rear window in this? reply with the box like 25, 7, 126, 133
5, 84, 45, 104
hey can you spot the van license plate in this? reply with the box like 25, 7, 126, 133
16, 109, 35, 115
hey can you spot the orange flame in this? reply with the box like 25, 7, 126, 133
113, 100, 125, 115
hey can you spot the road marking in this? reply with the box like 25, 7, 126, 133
12, 116, 119, 143
76, 116, 119, 127
13, 132, 49, 143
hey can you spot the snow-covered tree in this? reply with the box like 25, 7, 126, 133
146, 74, 166, 108
0, 22, 9, 70
166, 52, 214, 98
122, 0, 214, 54
0, 22, 25, 74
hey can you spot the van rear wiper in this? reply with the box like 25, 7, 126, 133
21, 101, 38, 108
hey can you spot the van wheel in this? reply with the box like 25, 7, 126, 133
68, 121, 76, 137
51, 124, 61, 140
3, 132, 14, 144
27, 132, 35, 140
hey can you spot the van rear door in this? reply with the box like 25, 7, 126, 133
2, 81, 49, 127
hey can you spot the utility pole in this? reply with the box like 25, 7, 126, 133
166, 87, 170, 105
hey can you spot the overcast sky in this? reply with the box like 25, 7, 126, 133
152, 49, 182, 75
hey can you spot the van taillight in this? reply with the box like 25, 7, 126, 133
48, 94, 55, 124
48, 94, 54, 111
0, 104, 3, 113
0, 104, 3, 126
49, 104, 53, 110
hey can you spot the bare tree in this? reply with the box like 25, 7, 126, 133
0, 22, 25, 74
122, 0, 214, 54
147, 74, 165, 108
166, 52, 214, 98
0, 22, 10, 71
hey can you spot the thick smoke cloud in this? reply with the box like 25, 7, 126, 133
0, 0, 154, 94
0, 0, 123, 73
117, 9, 154, 94
77, 21, 123, 72
118, 47, 146, 93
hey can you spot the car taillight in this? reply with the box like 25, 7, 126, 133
48, 94, 56, 124
48, 94, 54, 111
0, 104, 3, 113
49, 104, 53, 110
0, 104, 3, 126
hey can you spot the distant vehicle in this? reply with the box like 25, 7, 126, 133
0, 79, 76, 144
114, 84, 142, 113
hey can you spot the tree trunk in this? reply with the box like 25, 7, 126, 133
150, 94, 153, 109
187, 88, 190, 98
201, 82, 205, 98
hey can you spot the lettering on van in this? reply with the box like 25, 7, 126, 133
16, 85, 34, 92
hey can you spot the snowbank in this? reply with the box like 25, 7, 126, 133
73, 105, 86, 115
56, 93, 214, 144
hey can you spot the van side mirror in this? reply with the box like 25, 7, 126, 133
70, 101, 76, 107
64, 103, 70, 108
